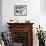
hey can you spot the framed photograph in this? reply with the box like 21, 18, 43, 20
14, 5, 27, 16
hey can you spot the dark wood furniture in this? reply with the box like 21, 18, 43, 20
7, 23, 34, 46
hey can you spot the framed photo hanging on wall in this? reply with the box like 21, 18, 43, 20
14, 5, 27, 16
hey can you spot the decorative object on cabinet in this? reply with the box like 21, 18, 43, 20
25, 20, 30, 23
7, 23, 34, 46
14, 5, 27, 16
8, 19, 19, 23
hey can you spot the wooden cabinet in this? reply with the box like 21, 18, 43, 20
7, 23, 34, 46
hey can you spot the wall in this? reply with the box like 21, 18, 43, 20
40, 0, 46, 46
2, 0, 40, 30
40, 0, 46, 31
2, 0, 46, 46
40, 0, 46, 13
0, 0, 2, 32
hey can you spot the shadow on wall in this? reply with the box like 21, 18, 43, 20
0, 0, 2, 32
40, 0, 46, 14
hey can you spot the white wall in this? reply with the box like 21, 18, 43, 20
2, 0, 46, 46
2, 0, 40, 30
40, 0, 46, 31
40, 0, 46, 13
2, 0, 40, 46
